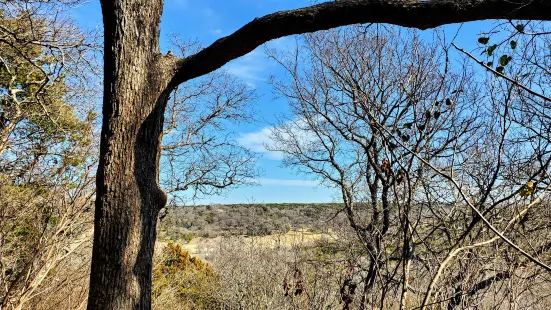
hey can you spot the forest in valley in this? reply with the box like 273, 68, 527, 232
2, 0, 551, 309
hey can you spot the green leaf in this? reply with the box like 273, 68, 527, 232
515, 24, 525, 32
445, 98, 452, 106
486, 61, 493, 67
404, 122, 412, 129
499, 55, 511, 66
510, 40, 517, 49
434, 111, 441, 119
487, 45, 497, 56
401, 134, 410, 142
496, 66, 504, 73
478, 37, 490, 44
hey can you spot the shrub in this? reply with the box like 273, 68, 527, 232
152, 242, 216, 309
205, 212, 215, 224
182, 232, 194, 244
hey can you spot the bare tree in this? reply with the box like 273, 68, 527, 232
268, 25, 551, 309
268, 25, 479, 308
160, 40, 259, 204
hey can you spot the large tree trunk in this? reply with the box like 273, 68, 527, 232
87, 1, 171, 308
85, 0, 551, 308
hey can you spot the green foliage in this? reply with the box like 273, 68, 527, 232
152, 243, 217, 308
0, 9, 94, 157
486, 44, 497, 56
478, 36, 490, 44
157, 243, 214, 275
205, 212, 215, 224
499, 55, 512, 66
182, 232, 194, 244
0, 7, 96, 309
475, 30, 521, 77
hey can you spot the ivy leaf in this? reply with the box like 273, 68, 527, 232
445, 98, 453, 106
486, 61, 493, 67
510, 40, 517, 49
515, 24, 525, 32
434, 111, 441, 119
478, 37, 490, 44
401, 134, 410, 142
404, 122, 412, 129
496, 66, 504, 73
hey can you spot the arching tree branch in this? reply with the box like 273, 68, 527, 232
171, 0, 551, 85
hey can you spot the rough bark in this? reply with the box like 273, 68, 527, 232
88, 0, 551, 309
87, 0, 175, 308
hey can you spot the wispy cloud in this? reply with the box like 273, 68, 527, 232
237, 117, 318, 160
223, 48, 269, 86
202, 6, 217, 18
237, 126, 284, 160
223, 36, 296, 86
256, 178, 318, 187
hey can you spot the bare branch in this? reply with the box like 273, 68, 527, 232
171, 0, 551, 86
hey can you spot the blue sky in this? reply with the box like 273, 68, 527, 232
70, 0, 498, 204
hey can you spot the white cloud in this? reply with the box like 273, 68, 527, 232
202, 7, 216, 18
240, 177, 319, 187
256, 178, 318, 187
223, 36, 297, 86
237, 126, 284, 160
238, 117, 319, 161
223, 48, 269, 86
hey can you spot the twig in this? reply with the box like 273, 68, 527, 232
452, 43, 551, 103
